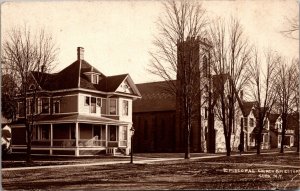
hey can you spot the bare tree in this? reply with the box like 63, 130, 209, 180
275, 58, 299, 153
2, 25, 58, 163
281, 16, 299, 40
1, 71, 18, 121
148, 0, 208, 158
248, 49, 279, 154
209, 17, 252, 156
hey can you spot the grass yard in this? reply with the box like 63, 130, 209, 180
2, 152, 299, 190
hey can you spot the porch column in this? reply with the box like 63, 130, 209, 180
50, 124, 53, 155
75, 122, 79, 147
105, 124, 108, 147
75, 122, 79, 156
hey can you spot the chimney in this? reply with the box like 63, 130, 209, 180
77, 47, 84, 60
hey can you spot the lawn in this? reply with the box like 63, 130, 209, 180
2, 152, 299, 190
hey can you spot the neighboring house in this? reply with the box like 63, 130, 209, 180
270, 112, 299, 148
237, 101, 272, 150
11, 47, 141, 156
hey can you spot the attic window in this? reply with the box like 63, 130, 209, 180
29, 84, 36, 90
91, 74, 99, 84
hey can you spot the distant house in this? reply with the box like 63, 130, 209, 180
11, 47, 141, 156
269, 112, 299, 148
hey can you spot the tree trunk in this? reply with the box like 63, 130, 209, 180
280, 114, 287, 153
26, 122, 32, 163
225, 135, 231, 156
185, 126, 191, 159
256, 132, 261, 155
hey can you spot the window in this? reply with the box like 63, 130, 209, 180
41, 98, 50, 114
39, 125, 49, 140
85, 96, 90, 106
122, 100, 129, 116
101, 98, 107, 114
278, 135, 282, 145
53, 100, 60, 113
264, 134, 269, 143
70, 125, 75, 139
93, 125, 101, 139
249, 118, 254, 127
243, 117, 248, 127
18, 102, 25, 116
91, 97, 96, 113
96, 98, 102, 107
91, 74, 99, 84
109, 99, 117, 115
93, 125, 106, 140
109, 125, 117, 141
204, 107, 208, 119
26, 99, 33, 115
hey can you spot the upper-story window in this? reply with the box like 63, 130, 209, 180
85, 96, 90, 106
203, 107, 208, 119
243, 117, 248, 127
41, 98, 50, 114
91, 97, 96, 113
122, 100, 129, 116
91, 74, 99, 84
53, 100, 60, 114
101, 98, 107, 115
26, 98, 34, 115
249, 118, 254, 127
109, 99, 117, 115
84, 96, 102, 114
18, 102, 25, 117
264, 120, 269, 130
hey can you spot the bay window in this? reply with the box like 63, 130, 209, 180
109, 99, 117, 115
91, 97, 96, 113
41, 98, 50, 114
122, 100, 129, 116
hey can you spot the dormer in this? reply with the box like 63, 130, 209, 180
83, 71, 102, 84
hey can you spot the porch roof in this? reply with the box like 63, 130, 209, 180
14, 114, 130, 125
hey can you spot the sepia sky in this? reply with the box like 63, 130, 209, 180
1, 0, 299, 83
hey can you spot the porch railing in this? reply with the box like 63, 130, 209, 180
30, 139, 127, 148
53, 139, 76, 147
78, 139, 106, 147
119, 140, 127, 147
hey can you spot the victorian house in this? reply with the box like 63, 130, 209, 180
11, 47, 141, 156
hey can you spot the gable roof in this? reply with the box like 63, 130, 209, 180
31, 57, 141, 97
242, 101, 257, 116
133, 81, 176, 113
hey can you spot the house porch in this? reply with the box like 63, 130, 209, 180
11, 115, 131, 156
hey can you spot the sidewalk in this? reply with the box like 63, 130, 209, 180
2, 150, 297, 171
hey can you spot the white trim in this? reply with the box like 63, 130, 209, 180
30, 88, 141, 98
52, 94, 79, 98
52, 112, 79, 115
